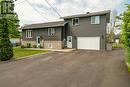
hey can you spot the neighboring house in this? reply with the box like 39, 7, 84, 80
21, 10, 111, 50
114, 19, 122, 35
114, 19, 122, 43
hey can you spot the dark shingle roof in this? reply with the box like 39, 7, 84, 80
21, 21, 66, 30
60, 10, 110, 19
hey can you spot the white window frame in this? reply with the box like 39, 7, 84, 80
26, 30, 32, 38
72, 18, 79, 26
48, 28, 55, 36
91, 16, 100, 24
48, 43, 53, 48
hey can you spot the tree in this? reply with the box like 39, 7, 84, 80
0, 17, 14, 61
7, 14, 20, 38
107, 30, 115, 43
122, 4, 130, 64
0, 0, 17, 61
0, 0, 20, 38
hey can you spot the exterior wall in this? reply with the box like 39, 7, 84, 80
64, 14, 109, 50
22, 41, 36, 47
22, 27, 63, 41
22, 26, 64, 49
44, 41, 63, 49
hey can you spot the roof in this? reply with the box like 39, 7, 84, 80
60, 10, 110, 19
21, 21, 67, 30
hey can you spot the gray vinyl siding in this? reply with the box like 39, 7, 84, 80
22, 27, 63, 41
64, 14, 108, 50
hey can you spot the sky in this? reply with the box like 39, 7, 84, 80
14, 0, 130, 26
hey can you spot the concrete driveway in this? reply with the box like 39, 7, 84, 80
0, 49, 130, 87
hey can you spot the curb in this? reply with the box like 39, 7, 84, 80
14, 51, 52, 61
0, 51, 52, 64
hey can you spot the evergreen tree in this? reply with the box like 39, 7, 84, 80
0, 17, 14, 61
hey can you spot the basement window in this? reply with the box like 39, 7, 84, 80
48, 43, 53, 48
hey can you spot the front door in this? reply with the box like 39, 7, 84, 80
67, 36, 72, 48
36, 36, 41, 47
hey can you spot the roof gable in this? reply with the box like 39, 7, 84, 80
60, 10, 110, 19
21, 21, 67, 30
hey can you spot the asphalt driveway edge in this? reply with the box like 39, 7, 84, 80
0, 51, 52, 64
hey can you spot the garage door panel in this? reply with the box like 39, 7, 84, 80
77, 37, 100, 50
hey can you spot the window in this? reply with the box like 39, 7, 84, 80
26, 30, 32, 38
48, 43, 53, 48
48, 28, 55, 36
91, 16, 100, 24
72, 18, 79, 26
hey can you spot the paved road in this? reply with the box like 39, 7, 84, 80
0, 49, 130, 87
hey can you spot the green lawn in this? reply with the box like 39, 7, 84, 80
13, 47, 48, 60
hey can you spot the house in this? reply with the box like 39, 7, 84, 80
21, 10, 111, 50
21, 21, 67, 49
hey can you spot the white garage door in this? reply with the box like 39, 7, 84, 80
77, 37, 100, 50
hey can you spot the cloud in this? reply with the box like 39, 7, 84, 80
14, 0, 124, 26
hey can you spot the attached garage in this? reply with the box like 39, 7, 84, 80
77, 37, 100, 50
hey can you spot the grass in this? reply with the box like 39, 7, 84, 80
128, 66, 130, 72
125, 48, 130, 72
112, 43, 124, 48
13, 47, 48, 60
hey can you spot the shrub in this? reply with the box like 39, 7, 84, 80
112, 43, 124, 48
21, 45, 25, 48
40, 45, 43, 48
27, 43, 31, 48
33, 45, 37, 48
122, 4, 130, 72
16, 42, 21, 46
0, 18, 14, 61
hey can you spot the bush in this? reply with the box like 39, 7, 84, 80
16, 42, 21, 46
33, 45, 37, 48
40, 45, 43, 48
122, 4, 130, 72
27, 43, 31, 48
112, 43, 124, 48
21, 45, 25, 48
0, 18, 14, 61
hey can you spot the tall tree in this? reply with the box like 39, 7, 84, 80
122, 4, 130, 64
0, 0, 20, 38
0, 0, 16, 61
0, 17, 14, 61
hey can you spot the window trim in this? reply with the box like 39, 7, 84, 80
26, 30, 32, 38
72, 18, 79, 26
91, 16, 100, 24
48, 28, 55, 36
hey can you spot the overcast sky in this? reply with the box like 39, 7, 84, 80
14, 0, 130, 26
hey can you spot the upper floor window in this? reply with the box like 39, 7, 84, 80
26, 30, 32, 38
72, 18, 79, 26
91, 16, 100, 24
48, 28, 55, 36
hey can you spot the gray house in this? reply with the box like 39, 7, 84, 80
21, 10, 110, 50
